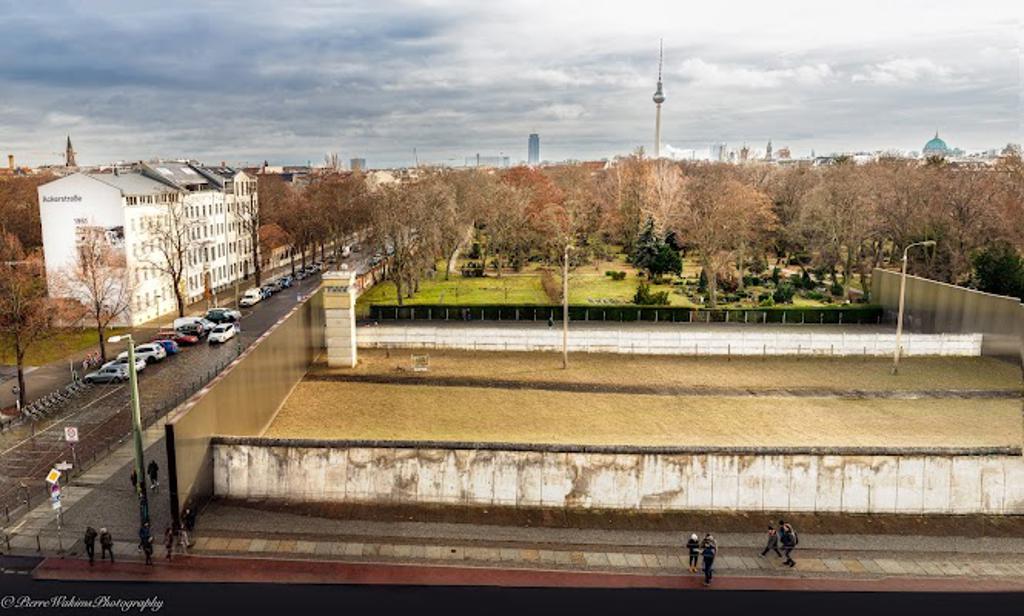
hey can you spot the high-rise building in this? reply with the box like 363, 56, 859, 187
652, 40, 666, 158
528, 134, 540, 165
350, 158, 366, 172
710, 143, 727, 162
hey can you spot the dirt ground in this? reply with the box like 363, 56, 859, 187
265, 380, 1021, 448
321, 349, 1022, 392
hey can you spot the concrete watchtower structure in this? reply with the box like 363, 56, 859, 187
322, 269, 358, 368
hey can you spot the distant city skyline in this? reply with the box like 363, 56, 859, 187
0, 1, 1018, 168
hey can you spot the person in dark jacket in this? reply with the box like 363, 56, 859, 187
130, 468, 138, 492
686, 533, 701, 573
83, 526, 98, 565
701, 535, 717, 586
99, 528, 114, 562
139, 523, 154, 565
779, 519, 798, 567
164, 526, 175, 561
147, 460, 159, 492
760, 525, 782, 558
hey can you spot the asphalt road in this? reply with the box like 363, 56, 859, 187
0, 562, 1019, 616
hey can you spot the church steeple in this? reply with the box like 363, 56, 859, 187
65, 135, 77, 167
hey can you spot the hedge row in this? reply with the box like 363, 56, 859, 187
367, 304, 883, 325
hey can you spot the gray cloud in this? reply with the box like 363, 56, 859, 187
0, 0, 1018, 167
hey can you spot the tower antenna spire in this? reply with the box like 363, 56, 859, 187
652, 39, 666, 158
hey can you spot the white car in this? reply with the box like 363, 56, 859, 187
103, 356, 147, 373
239, 288, 262, 307
207, 323, 237, 344
117, 343, 167, 364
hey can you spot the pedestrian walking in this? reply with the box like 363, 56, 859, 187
701, 534, 717, 586
130, 468, 138, 492
760, 525, 782, 558
686, 533, 700, 573
99, 528, 114, 563
147, 459, 159, 492
779, 519, 798, 567
139, 523, 154, 565
83, 526, 97, 565
179, 506, 196, 551
164, 526, 175, 561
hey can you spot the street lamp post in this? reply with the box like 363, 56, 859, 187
562, 243, 571, 370
108, 334, 149, 525
892, 240, 936, 375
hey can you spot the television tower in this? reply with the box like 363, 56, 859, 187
652, 40, 665, 158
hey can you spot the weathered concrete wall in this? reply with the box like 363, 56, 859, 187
213, 441, 1024, 514
356, 325, 982, 357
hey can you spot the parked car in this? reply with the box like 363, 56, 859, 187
117, 343, 166, 364
207, 323, 237, 344
155, 330, 199, 346
278, 275, 294, 288
294, 269, 309, 281
239, 288, 262, 307
272, 278, 288, 292
205, 308, 241, 324
103, 356, 147, 373
259, 285, 275, 299
150, 339, 181, 355
83, 364, 129, 384
175, 322, 208, 339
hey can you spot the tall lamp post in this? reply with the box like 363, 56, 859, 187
108, 334, 149, 525
562, 243, 572, 370
892, 240, 936, 375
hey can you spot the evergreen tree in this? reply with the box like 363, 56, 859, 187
972, 241, 1024, 299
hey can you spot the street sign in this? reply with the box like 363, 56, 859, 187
45, 468, 61, 484
64, 426, 79, 443
55, 461, 73, 471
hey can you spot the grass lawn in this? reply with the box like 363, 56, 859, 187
327, 349, 1023, 392
0, 328, 126, 367
267, 380, 1021, 448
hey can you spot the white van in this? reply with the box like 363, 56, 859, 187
239, 288, 263, 307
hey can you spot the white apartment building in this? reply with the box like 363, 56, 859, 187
38, 161, 259, 326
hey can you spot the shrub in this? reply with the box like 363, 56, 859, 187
603, 270, 627, 281
633, 282, 670, 305
770, 266, 781, 285
540, 269, 561, 303
748, 254, 768, 275
759, 297, 775, 307
467, 242, 481, 259
742, 275, 760, 288
698, 268, 708, 292
830, 281, 844, 296
805, 290, 825, 301
773, 282, 796, 304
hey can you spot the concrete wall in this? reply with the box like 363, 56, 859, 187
356, 325, 982, 357
165, 288, 324, 525
213, 441, 1024, 515
872, 268, 1024, 360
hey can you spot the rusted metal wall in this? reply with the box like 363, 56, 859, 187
872, 268, 1024, 361
165, 289, 324, 524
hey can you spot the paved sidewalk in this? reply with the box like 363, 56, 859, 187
30, 554, 1024, 592
185, 531, 1024, 583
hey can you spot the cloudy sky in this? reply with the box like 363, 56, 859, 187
0, 0, 1019, 168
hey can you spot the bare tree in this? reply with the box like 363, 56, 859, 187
55, 228, 132, 362
670, 164, 775, 308
369, 181, 440, 304
144, 200, 196, 317
0, 234, 64, 409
